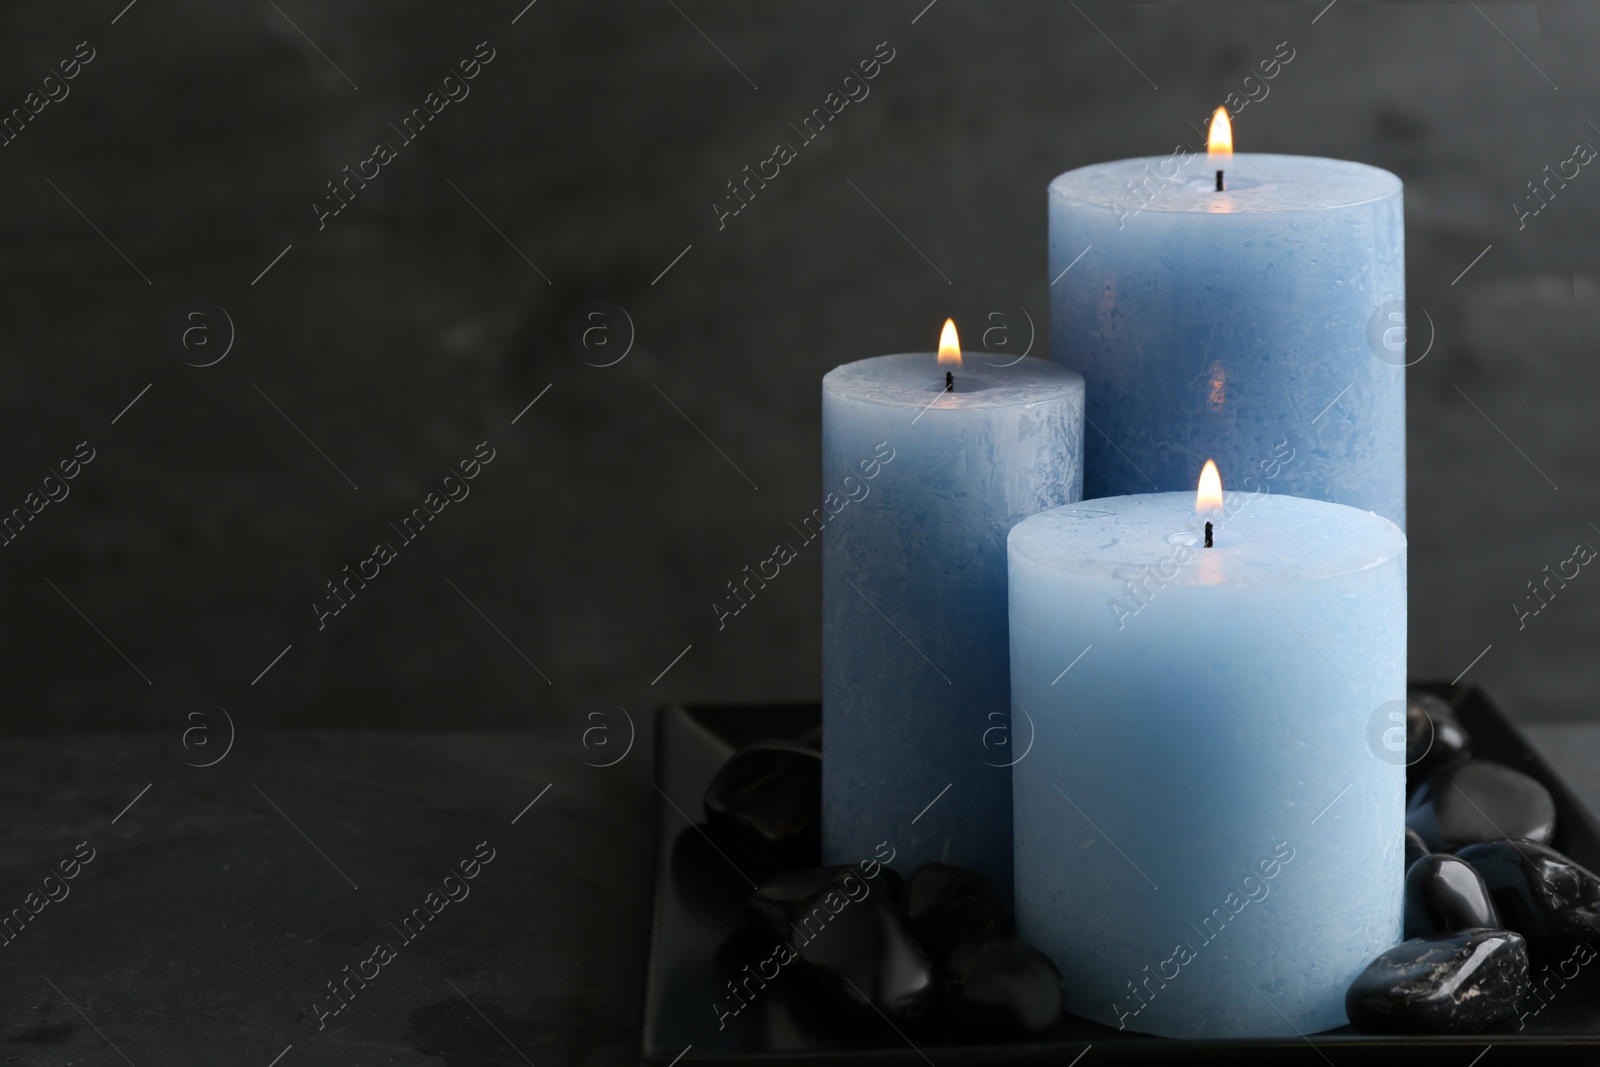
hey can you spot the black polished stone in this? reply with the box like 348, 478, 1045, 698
943, 937, 1064, 1040
646, 699, 1600, 1061
1407, 713, 1473, 792
789, 867, 936, 1020
1457, 839, 1600, 961
1407, 689, 1460, 724
747, 867, 838, 941
1404, 854, 1500, 938
746, 865, 903, 943
1406, 760, 1556, 852
1346, 928, 1530, 1034
899, 863, 1014, 963
703, 741, 821, 868
1406, 828, 1432, 872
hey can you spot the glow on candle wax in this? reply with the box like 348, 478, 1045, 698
937, 318, 962, 366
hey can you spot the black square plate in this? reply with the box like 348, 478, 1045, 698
641, 684, 1600, 1063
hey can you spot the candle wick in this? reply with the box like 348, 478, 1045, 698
1204, 521, 1214, 548
1215, 169, 1225, 193
945, 371, 954, 393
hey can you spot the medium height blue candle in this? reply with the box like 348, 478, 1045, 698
822, 324, 1083, 899
1049, 116, 1405, 527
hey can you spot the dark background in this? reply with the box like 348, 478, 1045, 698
1, 0, 1596, 737
0, 4, 1595, 1065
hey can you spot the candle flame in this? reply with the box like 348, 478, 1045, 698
1208, 107, 1233, 157
1196, 459, 1223, 513
937, 318, 962, 367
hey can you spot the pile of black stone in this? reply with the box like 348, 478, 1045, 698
702, 729, 1064, 1041
698, 692, 1600, 1042
1348, 689, 1600, 1034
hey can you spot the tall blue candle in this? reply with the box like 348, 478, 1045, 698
822, 323, 1084, 898
1049, 113, 1405, 527
1008, 468, 1406, 1037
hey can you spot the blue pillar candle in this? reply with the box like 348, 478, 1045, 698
823, 324, 1084, 898
1008, 470, 1406, 1037
1049, 117, 1405, 527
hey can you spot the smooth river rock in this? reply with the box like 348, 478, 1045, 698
790, 866, 936, 1020
1406, 760, 1555, 852
1346, 928, 1530, 1034
899, 863, 1013, 962
1406, 708, 1472, 791
944, 937, 1064, 1039
1457, 839, 1600, 961
703, 741, 821, 868
1403, 853, 1500, 938
746, 865, 902, 942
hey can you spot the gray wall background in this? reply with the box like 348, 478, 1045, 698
0, 1, 1596, 733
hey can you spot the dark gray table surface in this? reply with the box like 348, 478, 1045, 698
1, 722, 1595, 1066
0, 730, 653, 1067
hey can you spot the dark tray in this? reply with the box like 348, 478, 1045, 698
640, 684, 1600, 1063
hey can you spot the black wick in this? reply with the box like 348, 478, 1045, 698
1215, 169, 1225, 192
945, 371, 954, 393
1204, 521, 1214, 548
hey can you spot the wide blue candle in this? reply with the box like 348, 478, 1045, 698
822, 334, 1084, 899
1008, 479, 1405, 1037
1049, 144, 1405, 527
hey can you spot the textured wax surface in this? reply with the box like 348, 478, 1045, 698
1009, 490, 1407, 582
1008, 492, 1406, 1037
1048, 153, 1406, 528
1052, 153, 1401, 213
822, 354, 1084, 900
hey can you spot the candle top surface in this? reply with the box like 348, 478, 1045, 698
1010, 491, 1405, 583
1049, 153, 1400, 214
824, 352, 1084, 409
